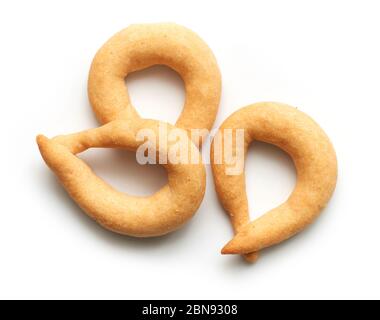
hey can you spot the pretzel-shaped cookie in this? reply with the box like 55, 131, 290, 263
37, 118, 205, 237
37, 23, 221, 237
211, 102, 337, 262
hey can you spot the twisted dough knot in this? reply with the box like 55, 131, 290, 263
37, 23, 221, 236
37, 24, 337, 260
211, 102, 337, 262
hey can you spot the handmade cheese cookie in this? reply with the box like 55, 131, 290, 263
37, 23, 220, 237
37, 118, 205, 237
211, 102, 337, 261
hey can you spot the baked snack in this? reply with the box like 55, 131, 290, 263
211, 102, 338, 261
37, 23, 221, 237
37, 118, 205, 237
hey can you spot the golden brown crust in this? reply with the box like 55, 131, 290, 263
37, 23, 218, 238
211, 102, 337, 261
37, 118, 206, 237
88, 23, 221, 147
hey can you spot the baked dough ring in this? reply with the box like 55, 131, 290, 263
88, 23, 221, 146
211, 102, 337, 261
37, 118, 206, 237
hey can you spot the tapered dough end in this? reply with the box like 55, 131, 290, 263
221, 240, 242, 254
36, 134, 70, 170
36, 134, 47, 144
36, 134, 50, 151
222, 230, 257, 255
243, 252, 260, 263
221, 244, 259, 262
222, 242, 260, 262
36, 135, 58, 160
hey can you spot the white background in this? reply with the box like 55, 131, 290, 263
1, 0, 379, 300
